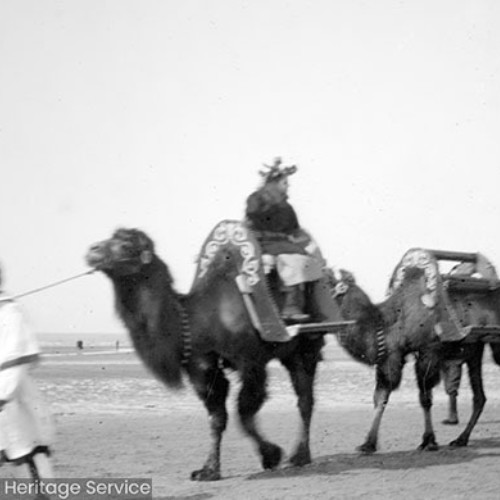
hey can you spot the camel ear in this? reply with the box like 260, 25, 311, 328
140, 250, 153, 264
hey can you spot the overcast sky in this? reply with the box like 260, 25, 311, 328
1, 0, 499, 334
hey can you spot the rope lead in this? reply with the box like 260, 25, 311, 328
2, 269, 96, 301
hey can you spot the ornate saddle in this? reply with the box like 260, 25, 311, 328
388, 248, 500, 343
192, 220, 345, 342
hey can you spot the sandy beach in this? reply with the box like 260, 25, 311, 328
2, 335, 500, 499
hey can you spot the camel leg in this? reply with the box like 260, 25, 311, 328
238, 364, 283, 470
414, 350, 441, 451
450, 343, 486, 448
358, 357, 403, 454
357, 352, 405, 454
489, 342, 500, 365
357, 379, 390, 453
281, 346, 321, 467
189, 363, 230, 481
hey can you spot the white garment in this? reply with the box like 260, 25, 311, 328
276, 254, 324, 286
0, 297, 54, 460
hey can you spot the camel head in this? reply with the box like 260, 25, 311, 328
324, 267, 357, 298
86, 228, 155, 276
324, 267, 377, 320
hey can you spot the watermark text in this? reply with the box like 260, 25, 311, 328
0, 478, 152, 499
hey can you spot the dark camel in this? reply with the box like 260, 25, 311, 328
86, 227, 326, 480
328, 266, 500, 453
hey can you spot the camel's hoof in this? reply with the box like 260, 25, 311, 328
449, 438, 468, 448
418, 433, 439, 451
442, 419, 459, 426
357, 442, 377, 454
418, 441, 439, 451
260, 442, 283, 470
190, 467, 221, 481
288, 447, 311, 467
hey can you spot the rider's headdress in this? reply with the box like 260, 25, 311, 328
259, 157, 297, 183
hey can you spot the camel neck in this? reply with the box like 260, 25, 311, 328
337, 288, 385, 366
112, 260, 185, 388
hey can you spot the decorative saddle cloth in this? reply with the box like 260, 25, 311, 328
388, 248, 500, 342
192, 220, 343, 342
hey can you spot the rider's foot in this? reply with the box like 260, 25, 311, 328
281, 285, 310, 322
282, 309, 310, 322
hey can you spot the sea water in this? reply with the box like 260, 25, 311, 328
38, 332, 131, 354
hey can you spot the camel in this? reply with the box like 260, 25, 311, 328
85, 224, 330, 480
327, 257, 500, 453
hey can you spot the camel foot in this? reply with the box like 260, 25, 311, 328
260, 442, 283, 470
190, 466, 221, 481
449, 437, 468, 448
442, 418, 459, 426
356, 441, 377, 454
288, 444, 311, 467
418, 434, 439, 451
418, 441, 439, 451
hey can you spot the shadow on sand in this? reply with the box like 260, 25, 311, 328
246, 438, 500, 481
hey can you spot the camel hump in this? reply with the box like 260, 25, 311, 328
388, 248, 440, 300
193, 220, 291, 342
193, 220, 262, 286
388, 248, 460, 341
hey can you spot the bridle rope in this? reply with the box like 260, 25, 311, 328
0, 270, 96, 302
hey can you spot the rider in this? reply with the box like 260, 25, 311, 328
245, 158, 324, 322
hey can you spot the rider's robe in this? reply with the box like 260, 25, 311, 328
0, 296, 54, 461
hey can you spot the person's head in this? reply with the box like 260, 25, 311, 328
268, 174, 290, 195
259, 157, 297, 191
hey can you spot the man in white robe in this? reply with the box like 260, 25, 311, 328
0, 267, 54, 480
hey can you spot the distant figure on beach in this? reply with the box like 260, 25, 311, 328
115, 340, 120, 351
0, 264, 55, 484
76, 340, 84, 350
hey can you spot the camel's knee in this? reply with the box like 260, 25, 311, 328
376, 363, 403, 393
238, 386, 267, 418
415, 354, 441, 393
193, 369, 230, 430
373, 387, 390, 408
192, 364, 229, 397
473, 392, 486, 409
419, 390, 434, 410
238, 369, 268, 419
297, 395, 314, 417
294, 377, 314, 413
